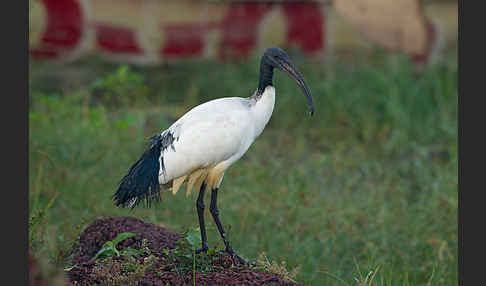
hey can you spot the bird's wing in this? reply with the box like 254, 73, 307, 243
157, 98, 254, 184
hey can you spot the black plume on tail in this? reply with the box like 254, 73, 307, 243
113, 134, 163, 208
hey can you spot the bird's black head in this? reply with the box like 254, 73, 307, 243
258, 47, 314, 116
261, 47, 291, 69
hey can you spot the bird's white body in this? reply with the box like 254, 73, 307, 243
158, 86, 275, 195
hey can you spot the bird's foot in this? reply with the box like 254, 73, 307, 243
225, 247, 255, 267
195, 245, 209, 254
230, 253, 248, 266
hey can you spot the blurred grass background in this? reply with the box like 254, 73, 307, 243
29, 52, 457, 285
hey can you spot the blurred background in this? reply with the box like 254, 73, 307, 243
29, 0, 457, 285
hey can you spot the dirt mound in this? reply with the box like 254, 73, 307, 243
70, 216, 182, 265
67, 216, 304, 286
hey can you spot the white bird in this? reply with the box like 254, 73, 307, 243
113, 47, 314, 265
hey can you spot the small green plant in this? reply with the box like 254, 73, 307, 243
90, 65, 149, 107
93, 232, 139, 260
163, 226, 220, 275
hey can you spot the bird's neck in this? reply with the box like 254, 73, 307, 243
257, 61, 274, 95
251, 86, 275, 139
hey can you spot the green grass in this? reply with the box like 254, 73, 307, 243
29, 52, 457, 285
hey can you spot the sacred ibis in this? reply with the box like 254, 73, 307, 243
113, 47, 314, 265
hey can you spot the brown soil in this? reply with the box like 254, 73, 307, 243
67, 216, 304, 286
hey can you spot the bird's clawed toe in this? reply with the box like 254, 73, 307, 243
225, 248, 253, 267
231, 253, 248, 266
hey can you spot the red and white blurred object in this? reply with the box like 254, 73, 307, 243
29, 0, 457, 65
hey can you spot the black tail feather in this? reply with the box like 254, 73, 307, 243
113, 134, 163, 209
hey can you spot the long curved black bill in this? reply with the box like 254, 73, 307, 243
278, 59, 314, 116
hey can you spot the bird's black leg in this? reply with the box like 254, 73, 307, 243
195, 182, 209, 254
209, 188, 247, 266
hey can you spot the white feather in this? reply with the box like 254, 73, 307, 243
158, 86, 276, 186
